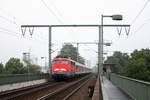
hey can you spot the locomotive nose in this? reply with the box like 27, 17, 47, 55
54, 68, 67, 72
60, 68, 67, 71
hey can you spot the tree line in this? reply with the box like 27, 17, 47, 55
104, 48, 150, 82
0, 44, 84, 75
56, 44, 85, 64
0, 58, 41, 74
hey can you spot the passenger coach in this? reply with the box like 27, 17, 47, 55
52, 57, 91, 80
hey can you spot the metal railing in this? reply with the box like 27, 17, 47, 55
0, 73, 50, 85
109, 74, 150, 100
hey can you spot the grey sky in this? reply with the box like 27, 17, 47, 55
0, 0, 150, 67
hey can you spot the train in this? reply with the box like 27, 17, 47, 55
52, 57, 91, 80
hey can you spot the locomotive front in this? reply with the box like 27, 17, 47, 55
52, 58, 74, 80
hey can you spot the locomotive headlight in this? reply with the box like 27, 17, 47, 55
61, 68, 67, 71
54, 68, 59, 71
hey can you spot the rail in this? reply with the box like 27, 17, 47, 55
37, 74, 91, 100
0, 82, 64, 100
63, 77, 91, 100
109, 73, 150, 100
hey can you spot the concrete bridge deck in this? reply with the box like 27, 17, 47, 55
92, 76, 132, 100
0, 79, 46, 92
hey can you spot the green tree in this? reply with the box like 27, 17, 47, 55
124, 49, 150, 82
25, 64, 41, 73
78, 56, 85, 64
0, 63, 4, 74
5, 58, 24, 74
105, 51, 129, 73
113, 51, 129, 67
57, 44, 85, 64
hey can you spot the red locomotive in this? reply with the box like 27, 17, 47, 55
52, 57, 91, 80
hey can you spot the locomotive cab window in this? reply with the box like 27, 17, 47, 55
61, 60, 68, 64
53, 60, 59, 64
71, 61, 75, 66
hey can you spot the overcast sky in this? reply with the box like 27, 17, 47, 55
0, 0, 150, 68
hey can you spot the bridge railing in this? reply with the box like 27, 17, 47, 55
108, 73, 150, 100
0, 73, 50, 85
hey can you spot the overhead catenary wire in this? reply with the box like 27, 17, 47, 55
0, 9, 48, 44
134, 18, 150, 34
48, 1, 65, 23
83, 44, 98, 53
0, 26, 19, 34
0, 27, 47, 44
0, 30, 18, 37
40, 0, 74, 44
0, 7, 51, 43
0, 15, 20, 26
131, 0, 150, 25
0, 23, 48, 44
0, 8, 23, 27
0, 18, 48, 44
41, 0, 64, 24
129, 0, 150, 37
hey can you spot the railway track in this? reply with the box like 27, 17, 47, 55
0, 81, 65, 100
0, 74, 93, 100
37, 74, 92, 100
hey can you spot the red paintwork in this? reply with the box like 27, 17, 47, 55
52, 58, 90, 74
52, 58, 75, 72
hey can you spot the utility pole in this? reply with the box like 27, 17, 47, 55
21, 25, 52, 74
99, 14, 130, 100
98, 25, 103, 99
23, 52, 30, 65
41, 57, 47, 73
77, 43, 79, 62
23, 52, 31, 84
49, 26, 52, 74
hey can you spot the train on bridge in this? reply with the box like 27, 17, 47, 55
52, 57, 91, 80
